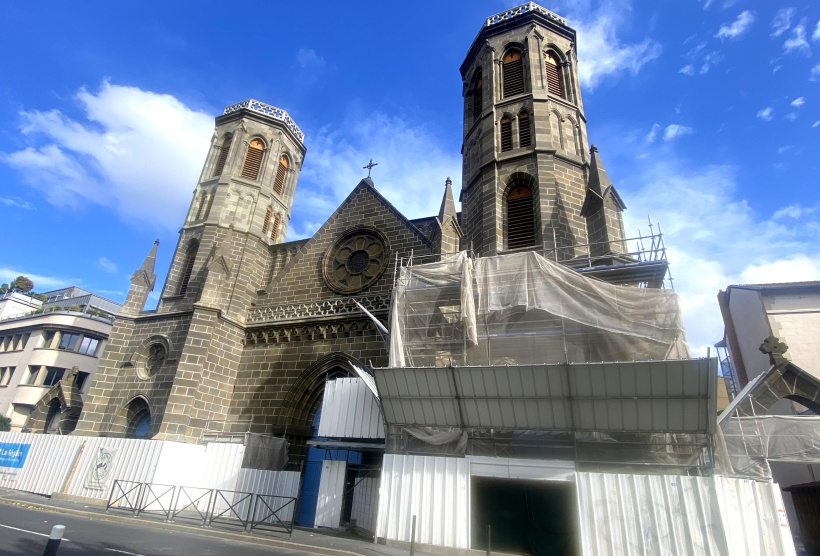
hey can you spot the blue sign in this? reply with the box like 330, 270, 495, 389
0, 443, 31, 468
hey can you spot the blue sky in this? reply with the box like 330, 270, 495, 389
1, 1, 818, 354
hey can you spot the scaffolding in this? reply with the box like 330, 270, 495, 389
388, 247, 689, 368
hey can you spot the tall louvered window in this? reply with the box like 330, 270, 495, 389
518, 111, 531, 147
270, 213, 281, 241
241, 139, 265, 180
262, 206, 272, 235
473, 73, 483, 120
500, 117, 513, 152
274, 155, 288, 195
178, 242, 199, 296
545, 52, 565, 99
203, 192, 215, 219
212, 135, 232, 177
507, 184, 535, 249
503, 51, 524, 97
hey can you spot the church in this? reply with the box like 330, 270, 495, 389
74, 3, 641, 446
3, 4, 802, 554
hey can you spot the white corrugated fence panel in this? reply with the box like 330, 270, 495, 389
318, 378, 384, 439
715, 477, 796, 556
236, 469, 300, 524
65, 437, 165, 499
376, 454, 469, 549
315, 460, 346, 528
575, 473, 797, 556
200, 443, 245, 517
0, 432, 85, 495
351, 476, 379, 533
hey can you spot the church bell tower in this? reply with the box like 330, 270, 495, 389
158, 100, 307, 321
460, 3, 624, 259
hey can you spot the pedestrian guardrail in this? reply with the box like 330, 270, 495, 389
106, 480, 296, 537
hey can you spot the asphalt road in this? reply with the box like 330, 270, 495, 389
0, 503, 314, 556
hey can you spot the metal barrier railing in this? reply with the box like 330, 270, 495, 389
106, 480, 296, 537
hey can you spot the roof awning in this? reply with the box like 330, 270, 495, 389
374, 359, 717, 435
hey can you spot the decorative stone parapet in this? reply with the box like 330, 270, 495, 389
485, 2, 567, 27
223, 99, 305, 144
247, 294, 390, 325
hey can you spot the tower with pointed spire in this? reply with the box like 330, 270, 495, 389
459, 3, 626, 260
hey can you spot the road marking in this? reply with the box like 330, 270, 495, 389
0, 522, 71, 541
105, 549, 146, 556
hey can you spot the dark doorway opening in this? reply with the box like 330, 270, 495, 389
471, 477, 578, 556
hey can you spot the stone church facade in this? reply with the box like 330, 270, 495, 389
74, 4, 634, 464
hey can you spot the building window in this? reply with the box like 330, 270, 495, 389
24, 366, 40, 385
262, 206, 272, 235
126, 398, 152, 439
519, 111, 531, 147
78, 336, 100, 356
194, 192, 206, 220
500, 116, 513, 152
40, 331, 57, 349
0, 334, 29, 352
58, 333, 80, 351
545, 51, 565, 99
178, 241, 199, 296
212, 134, 232, 177
473, 73, 483, 120
0, 367, 14, 386
507, 183, 536, 249
270, 212, 281, 241
203, 191, 215, 219
273, 155, 288, 195
74, 371, 90, 391
42, 367, 65, 386
241, 139, 265, 180
503, 51, 525, 97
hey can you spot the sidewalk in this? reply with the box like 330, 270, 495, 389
0, 487, 434, 556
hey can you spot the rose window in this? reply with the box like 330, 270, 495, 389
323, 228, 389, 294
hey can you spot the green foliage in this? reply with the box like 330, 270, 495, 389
0, 415, 10, 432
10, 276, 34, 293
33, 293, 48, 302
1, 284, 8, 294
86, 307, 113, 319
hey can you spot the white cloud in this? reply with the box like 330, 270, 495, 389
784, 24, 811, 54
623, 162, 820, 355
777, 145, 794, 154
297, 48, 325, 69
773, 204, 817, 219
679, 64, 695, 76
785, 112, 798, 121
740, 255, 820, 284
0, 197, 35, 210
791, 97, 805, 107
646, 123, 662, 143
663, 124, 693, 141
715, 11, 756, 41
1, 81, 214, 230
0, 268, 78, 291
813, 120, 820, 128
562, 3, 662, 89
97, 257, 118, 273
811, 63, 820, 81
699, 51, 723, 74
756, 107, 774, 121
771, 8, 796, 38
813, 20, 820, 42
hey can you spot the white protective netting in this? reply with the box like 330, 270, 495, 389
389, 251, 689, 367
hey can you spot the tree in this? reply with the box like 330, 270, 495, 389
10, 276, 34, 293
0, 415, 10, 432
0, 284, 8, 294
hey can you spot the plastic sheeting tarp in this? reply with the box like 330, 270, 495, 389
241, 433, 289, 471
720, 415, 820, 478
390, 251, 689, 368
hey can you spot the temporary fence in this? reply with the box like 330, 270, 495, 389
105, 479, 297, 535
0, 431, 299, 519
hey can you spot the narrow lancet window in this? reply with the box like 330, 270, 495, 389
178, 241, 199, 295
503, 51, 524, 97
274, 155, 288, 195
507, 184, 535, 249
500, 116, 513, 152
545, 52, 565, 99
212, 135, 232, 176
241, 139, 265, 180
519, 111, 531, 147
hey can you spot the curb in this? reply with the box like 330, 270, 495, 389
0, 496, 362, 556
